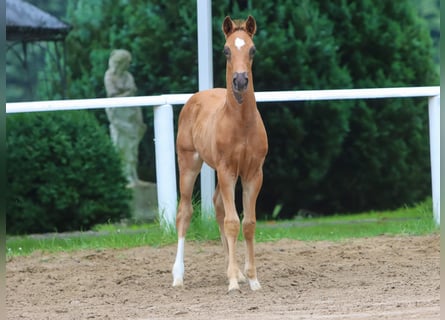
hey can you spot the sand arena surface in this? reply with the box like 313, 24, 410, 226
7, 234, 439, 320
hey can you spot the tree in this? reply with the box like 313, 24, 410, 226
409, 0, 440, 73
313, 0, 437, 213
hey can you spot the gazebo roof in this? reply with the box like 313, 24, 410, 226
6, 0, 71, 42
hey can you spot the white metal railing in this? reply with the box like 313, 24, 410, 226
6, 86, 440, 227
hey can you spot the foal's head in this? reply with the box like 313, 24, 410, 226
222, 16, 257, 103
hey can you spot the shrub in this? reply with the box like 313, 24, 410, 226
7, 111, 131, 234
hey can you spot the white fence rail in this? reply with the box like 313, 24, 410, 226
6, 86, 440, 226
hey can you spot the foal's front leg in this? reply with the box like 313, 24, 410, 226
241, 171, 263, 291
217, 170, 243, 292
214, 184, 246, 285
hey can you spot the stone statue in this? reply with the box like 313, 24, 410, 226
104, 49, 147, 188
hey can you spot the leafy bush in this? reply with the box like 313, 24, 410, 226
7, 111, 131, 234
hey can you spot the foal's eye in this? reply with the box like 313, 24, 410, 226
249, 46, 256, 58
223, 46, 231, 58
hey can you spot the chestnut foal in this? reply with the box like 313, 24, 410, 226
172, 15, 268, 293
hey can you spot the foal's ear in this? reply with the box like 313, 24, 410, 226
244, 15, 257, 38
222, 16, 236, 38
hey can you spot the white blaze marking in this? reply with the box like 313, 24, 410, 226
235, 37, 245, 50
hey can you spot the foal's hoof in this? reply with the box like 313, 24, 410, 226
172, 278, 184, 287
248, 278, 262, 291
227, 280, 241, 294
227, 287, 242, 295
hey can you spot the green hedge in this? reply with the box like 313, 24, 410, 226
7, 111, 131, 234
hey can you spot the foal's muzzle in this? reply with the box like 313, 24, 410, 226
233, 72, 248, 92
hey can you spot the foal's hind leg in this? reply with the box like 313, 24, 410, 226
172, 151, 202, 287
213, 185, 228, 260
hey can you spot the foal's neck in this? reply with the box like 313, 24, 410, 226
226, 77, 257, 121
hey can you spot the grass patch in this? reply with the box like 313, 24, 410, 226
6, 198, 438, 259
256, 198, 438, 242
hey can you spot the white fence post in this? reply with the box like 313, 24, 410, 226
153, 104, 177, 229
428, 95, 440, 225
197, 0, 215, 217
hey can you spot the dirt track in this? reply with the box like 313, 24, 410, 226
7, 234, 439, 320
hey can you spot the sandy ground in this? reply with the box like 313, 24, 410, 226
6, 234, 439, 320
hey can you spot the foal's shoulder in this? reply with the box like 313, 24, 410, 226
189, 88, 226, 108
195, 88, 226, 99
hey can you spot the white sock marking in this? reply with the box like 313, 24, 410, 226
235, 37, 245, 50
249, 278, 261, 291
172, 237, 185, 286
